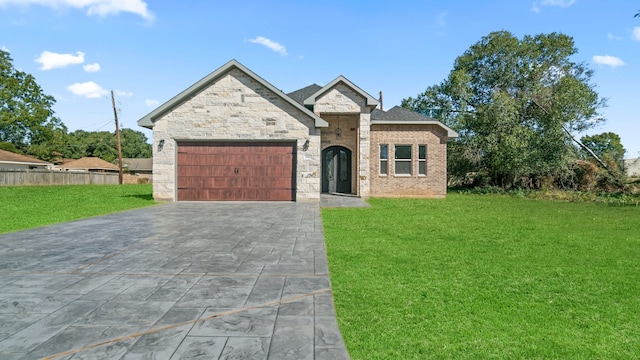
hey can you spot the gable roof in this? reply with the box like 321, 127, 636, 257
371, 106, 459, 138
287, 84, 322, 106
137, 59, 328, 129
0, 149, 51, 165
122, 158, 152, 171
302, 75, 379, 109
61, 157, 119, 171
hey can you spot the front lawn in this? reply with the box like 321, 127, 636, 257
0, 184, 156, 234
322, 195, 640, 359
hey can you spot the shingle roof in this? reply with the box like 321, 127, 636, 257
0, 149, 51, 165
122, 158, 152, 171
371, 106, 458, 138
287, 84, 322, 106
61, 157, 119, 171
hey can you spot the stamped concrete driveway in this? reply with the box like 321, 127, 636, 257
0, 202, 348, 359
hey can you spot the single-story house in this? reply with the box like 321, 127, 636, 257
57, 157, 120, 172
138, 59, 457, 202
625, 158, 640, 177
0, 149, 52, 170
122, 158, 153, 175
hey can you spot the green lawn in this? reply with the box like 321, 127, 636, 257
322, 195, 640, 359
0, 184, 156, 234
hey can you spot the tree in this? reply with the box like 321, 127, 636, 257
62, 128, 151, 161
580, 132, 626, 169
0, 49, 66, 158
120, 128, 152, 158
402, 31, 606, 189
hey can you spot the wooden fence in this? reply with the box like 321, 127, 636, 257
0, 169, 119, 186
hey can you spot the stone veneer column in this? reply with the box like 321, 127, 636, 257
359, 110, 370, 197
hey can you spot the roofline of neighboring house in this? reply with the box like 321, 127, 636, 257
0, 160, 52, 166
370, 120, 459, 138
137, 59, 328, 129
303, 75, 379, 110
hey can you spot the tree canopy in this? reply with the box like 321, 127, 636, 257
402, 31, 607, 189
0, 49, 67, 160
62, 128, 151, 162
580, 132, 626, 170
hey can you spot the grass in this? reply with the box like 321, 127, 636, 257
322, 194, 640, 359
0, 184, 156, 234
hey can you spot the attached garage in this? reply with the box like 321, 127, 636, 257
177, 142, 296, 201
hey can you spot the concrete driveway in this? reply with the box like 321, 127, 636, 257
0, 202, 349, 359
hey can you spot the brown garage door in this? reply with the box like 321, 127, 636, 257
177, 142, 296, 201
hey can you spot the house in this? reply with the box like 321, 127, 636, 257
138, 59, 457, 202
57, 157, 120, 172
625, 158, 640, 177
121, 158, 153, 184
0, 149, 52, 170
122, 158, 153, 175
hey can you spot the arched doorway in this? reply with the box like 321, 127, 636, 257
322, 146, 352, 194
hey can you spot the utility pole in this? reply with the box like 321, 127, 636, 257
111, 90, 123, 185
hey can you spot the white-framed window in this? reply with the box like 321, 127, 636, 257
395, 145, 412, 175
419, 145, 427, 176
379, 144, 388, 175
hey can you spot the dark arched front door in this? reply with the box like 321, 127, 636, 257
322, 146, 352, 194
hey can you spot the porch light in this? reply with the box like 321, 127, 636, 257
158, 139, 164, 152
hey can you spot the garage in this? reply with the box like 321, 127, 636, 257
177, 142, 296, 201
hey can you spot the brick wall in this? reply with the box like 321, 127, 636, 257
369, 124, 448, 197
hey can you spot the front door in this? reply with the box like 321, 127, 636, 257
322, 146, 352, 194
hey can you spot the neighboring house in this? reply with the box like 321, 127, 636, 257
57, 157, 120, 172
0, 149, 52, 170
122, 158, 153, 175
625, 158, 640, 177
138, 59, 457, 202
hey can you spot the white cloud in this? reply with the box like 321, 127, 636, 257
35, 50, 84, 70
532, 0, 575, 12
632, 27, 640, 42
0, 0, 154, 20
67, 81, 108, 98
83, 62, 100, 72
540, 0, 575, 7
115, 90, 133, 97
1, 45, 9, 52
592, 55, 625, 68
145, 99, 159, 107
607, 33, 621, 41
248, 36, 287, 56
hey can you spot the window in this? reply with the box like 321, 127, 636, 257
379, 144, 388, 175
395, 145, 412, 175
419, 145, 427, 175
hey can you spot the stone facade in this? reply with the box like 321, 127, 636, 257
369, 124, 448, 197
314, 84, 371, 197
151, 68, 321, 201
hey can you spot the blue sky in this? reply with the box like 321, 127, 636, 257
1, 0, 638, 157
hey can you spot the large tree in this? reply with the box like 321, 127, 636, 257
0, 49, 66, 159
580, 132, 626, 170
402, 31, 605, 188
63, 128, 151, 161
